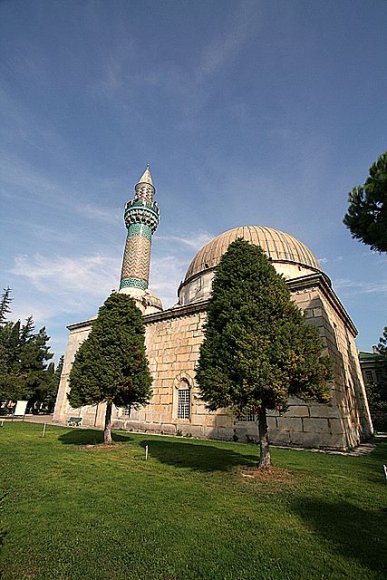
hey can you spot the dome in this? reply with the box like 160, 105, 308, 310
178, 226, 322, 306
185, 226, 321, 281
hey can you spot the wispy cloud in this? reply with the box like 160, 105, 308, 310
154, 231, 213, 251
75, 203, 121, 225
318, 256, 343, 265
334, 278, 387, 295
9, 244, 193, 321
196, 0, 256, 81
1, 151, 122, 228
11, 253, 120, 296
91, 0, 259, 117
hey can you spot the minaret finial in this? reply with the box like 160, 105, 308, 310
119, 165, 160, 307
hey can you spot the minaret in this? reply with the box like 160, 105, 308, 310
119, 165, 162, 313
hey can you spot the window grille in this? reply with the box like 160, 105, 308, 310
238, 412, 257, 422
122, 405, 131, 416
177, 388, 191, 419
365, 370, 374, 384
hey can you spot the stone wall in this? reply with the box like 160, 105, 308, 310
115, 306, 231, 438
53, 275, 373, 450
263, 281, 372, 449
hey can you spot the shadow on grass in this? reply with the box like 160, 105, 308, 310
139, 438, 257, 472
0, 494, 7, 555
0, 530, 7, 551
58, 429, 132, 446
293, 498, 387, 574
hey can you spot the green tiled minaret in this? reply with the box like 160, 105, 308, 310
119, 165, 160, 295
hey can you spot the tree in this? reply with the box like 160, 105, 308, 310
196, 240, 332, 469
0, 288, 12, 325
0, 321, 54, 403
19, 325, 54, 406
68, 293, 152, 444
52, 355, 64, 409
378, 326, 387, 357
365, 327, 387, 432
0, 289, 55, 406
343, 151, 387, 252
28, 355, 63, 413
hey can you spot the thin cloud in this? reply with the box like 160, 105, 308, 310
1, 152, 122, 228
334, 278, 387, 295
197, 0, 256, 81
11, 253, 120, 296
75, 203, 121, 225
154, 231, 213, 251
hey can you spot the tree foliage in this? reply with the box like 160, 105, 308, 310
378, 326, 387, 357
0, 288, 56, 409
343, 151, 387, 252
196, 240, 332, 468
0, 287, 12, 325
365, 327, 387, 432
68, 293, 152, 444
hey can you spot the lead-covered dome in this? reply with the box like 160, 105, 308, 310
178, 226, 322, 306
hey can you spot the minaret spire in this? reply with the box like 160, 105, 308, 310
119, 165, 161, 310
137, 164, 154, 188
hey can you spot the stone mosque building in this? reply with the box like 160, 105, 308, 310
53, 167, 373, 450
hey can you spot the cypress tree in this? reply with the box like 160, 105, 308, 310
196, 239, 332, 468
68, 293, 152, 444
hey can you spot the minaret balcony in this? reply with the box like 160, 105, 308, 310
124, 204, 160, 232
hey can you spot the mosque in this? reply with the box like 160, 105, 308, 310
53, 166, 373, 449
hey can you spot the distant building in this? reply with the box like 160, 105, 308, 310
359, 348, 387, 387
53, 166, 373, 450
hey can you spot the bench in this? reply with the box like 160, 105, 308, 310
67, 416, 82, 427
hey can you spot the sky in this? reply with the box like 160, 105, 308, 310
1, 0, 386, 361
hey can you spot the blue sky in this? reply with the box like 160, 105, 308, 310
1, 0, 386, 360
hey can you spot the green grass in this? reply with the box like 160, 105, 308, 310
1, 423, 386, 580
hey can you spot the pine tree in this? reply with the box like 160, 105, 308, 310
68, 293, 152, 444
0, 288, 12, 325
0, 321, 23, 400
44, 355, 64, 412
0, 313, 54, 405
343, 151, 387, 252
54, 355, 64, 391
21, 326, 54, 411
196, 239, 332, 469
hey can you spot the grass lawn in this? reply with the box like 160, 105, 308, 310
1, 423, 386, 580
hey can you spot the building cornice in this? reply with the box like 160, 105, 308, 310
287, 273, 358, 336
67, 316, 96, 331
143, 300, 209, 324
66, 273, 357, 336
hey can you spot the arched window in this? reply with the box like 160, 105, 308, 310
177, 378, 191, 420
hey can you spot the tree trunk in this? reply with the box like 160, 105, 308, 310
257, 405, 271, 469
104, 400, 113, 445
